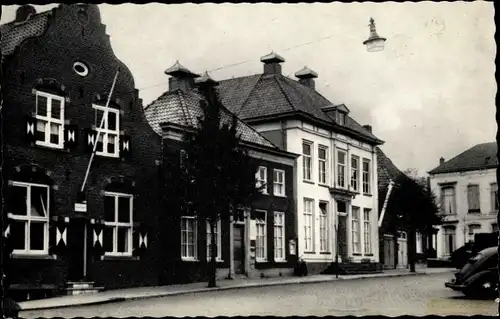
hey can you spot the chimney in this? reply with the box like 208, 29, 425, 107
295, 66, 318, 89
15, 5, 37, 23
164, 61, 200, 93
260, 51, 285, 75
439, 157, 445, 165
363, 125, 373, 133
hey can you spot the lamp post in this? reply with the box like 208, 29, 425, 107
363, 18, 386, 52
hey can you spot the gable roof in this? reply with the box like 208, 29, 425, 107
428, 142, 498, 175
144, 88, 281, 150
376, 147, 404, 192
1, 8, 53, 61
216, 73, 383, 145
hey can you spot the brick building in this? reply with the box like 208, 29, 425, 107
1, 4, 162, 300
145, 63, 299, 282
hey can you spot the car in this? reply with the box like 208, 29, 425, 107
445, 246, 498, 299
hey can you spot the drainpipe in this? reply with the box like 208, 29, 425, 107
228, 215, 235, 279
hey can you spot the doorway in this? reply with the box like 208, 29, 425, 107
67, 218, 87, 281
337, 214, 348, 261
233, 225, 245, 274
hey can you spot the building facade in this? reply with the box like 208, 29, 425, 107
2, 4, 162, 300
144, 64, 299, 282
215, 53, 384, 273
429, 142, 498, 259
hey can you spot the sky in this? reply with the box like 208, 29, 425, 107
1, 3, 496, 176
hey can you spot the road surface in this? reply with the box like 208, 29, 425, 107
20, 272, 497, 317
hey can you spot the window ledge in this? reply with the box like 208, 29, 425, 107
273, 194, 287, 198
303, 251, 315, 254
318, 183, 330, 189
303, 180, 315, 185
12, 254, 56, 260
319, 251, 331, 255
256, 259, 268, 263
206, 258, 224, 263
352, 253, 362, 256
363, 193, 373, 197
101, 255, 138, 261
34, 142, 68, 153
274, 259, 287, 263
364, 254, 374, 257
182, 257, 199, 262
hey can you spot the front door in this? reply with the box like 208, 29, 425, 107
384, 236, 395, 268
67, 218, 86, 281
233, 225, 245, 274
337, 214, 348, 260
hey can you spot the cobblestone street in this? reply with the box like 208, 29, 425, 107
20, 272, 497, 317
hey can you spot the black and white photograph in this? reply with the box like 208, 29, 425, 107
0, 2, 496, 317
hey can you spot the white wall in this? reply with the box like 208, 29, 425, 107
430, 168, 497, 258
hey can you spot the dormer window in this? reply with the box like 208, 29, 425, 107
336, 111, 346, 126
35, 91, 65, 149
93, 104, 120, 158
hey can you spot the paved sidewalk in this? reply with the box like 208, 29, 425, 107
19, 267, 455, 311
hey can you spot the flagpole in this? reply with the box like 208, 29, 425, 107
80, 70, 120, 193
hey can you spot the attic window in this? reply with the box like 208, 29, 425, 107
336, 111, 346, 126
73, 62, 89, 77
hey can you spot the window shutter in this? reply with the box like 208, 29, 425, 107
132, 222, 148, 257
48, 216, 68, 256
25, 115, 37, 144
64, 124, 78, 149
84, 128, 97, 153
119, 134, 131, 159
91, 219, 105, 257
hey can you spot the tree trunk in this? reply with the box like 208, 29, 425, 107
208, 220, 217, 288
408, 226, 416, 272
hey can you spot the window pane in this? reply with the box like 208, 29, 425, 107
96, 134, 104, 152
50, 123, 60, 144
51, 99, 61, 119
11, 220, 26, 250
36, 121, 46, 142
319, 148, 326, 159
302, 143, 311, 155
103, 227, 114, 252
188, 244, 194, 257
11, 185, 28, 216
108, 111, 117, 131
104, 196, 115, 222
37, 95, 48, 116
96, 109, 105, 127
107, 134, 116, 154
31, 186, 48, 217
338, 152, 345, 163
117, 227, 129, 253
118, 197, 131, 223
29, 222, 45, 250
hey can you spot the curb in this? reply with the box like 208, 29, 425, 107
20, 271, 437, 311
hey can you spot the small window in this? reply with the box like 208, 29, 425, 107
73, 61, 89, 77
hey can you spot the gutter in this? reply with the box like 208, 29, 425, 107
378, 180, 395, 228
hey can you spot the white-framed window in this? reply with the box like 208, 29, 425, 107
255, 210, 267, 261
351, 206, 361, 254
467, 184, 480, 213
35, 91, 65, 149
303, 198, 314, 252
363, 208, 372, 255
441, 186, 456, 215
93, 104, 120, 158
273, 169, 285, 196
337, 150, 347, 188
256, 166, 268, 194
350, 155, 359, 192
9, 181, 50, 255
491, 183, 498, 212
467, 224, 481, 242
181, 216, 198, 260
318, 146, 328, 185
103, 192, 134, 256
362, 159, 371, 194
302, 141, 313, 181
336, 111, 346, 125
274, 212, 286, 261
319, 202, 329, 252
206, 220, 222, 260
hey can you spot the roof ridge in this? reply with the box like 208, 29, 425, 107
273, 75, 299, 112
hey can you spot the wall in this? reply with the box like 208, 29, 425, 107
3, 4, 162, 291
430, 168, 497, 258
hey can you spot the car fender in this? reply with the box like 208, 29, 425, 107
463, 269, 497, 287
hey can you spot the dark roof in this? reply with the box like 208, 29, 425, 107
216, 73, 383, 145
144, 88, 280, 150
428, 142, 497, 174
376, 147, 403, 192
1, 8, 52, 61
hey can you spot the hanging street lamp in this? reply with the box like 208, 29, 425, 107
363, 17, 386, 52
